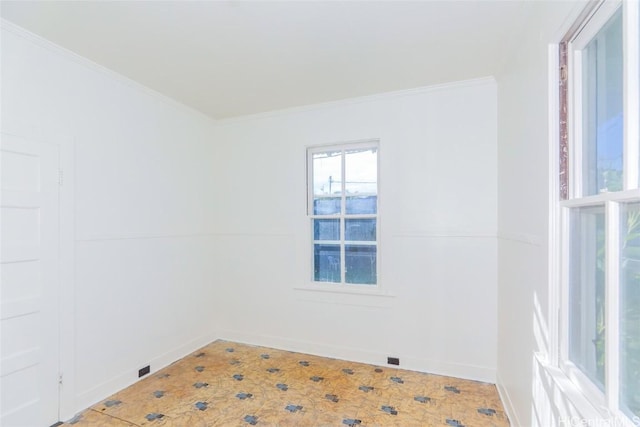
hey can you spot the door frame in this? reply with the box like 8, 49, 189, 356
58, 135, 76, 421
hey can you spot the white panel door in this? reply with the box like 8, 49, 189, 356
1, 134, 60, 427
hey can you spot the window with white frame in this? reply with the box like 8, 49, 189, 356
307, 141, 378, 286
559, 0, 640, 423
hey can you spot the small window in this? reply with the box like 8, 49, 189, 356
307, 142, 378, 286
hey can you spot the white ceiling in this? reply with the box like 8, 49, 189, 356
1, 1, 543, 119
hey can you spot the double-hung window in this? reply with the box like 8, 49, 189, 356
307, 141, 379, 286
559, 0, 640, 423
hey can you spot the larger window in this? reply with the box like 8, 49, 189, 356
307, 141, 378, 286
560, 1, 640, 424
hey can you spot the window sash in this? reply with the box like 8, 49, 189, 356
568, 1, 624, 199
559, 0, 640, 423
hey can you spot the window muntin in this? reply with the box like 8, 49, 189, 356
308, 142, 378, 286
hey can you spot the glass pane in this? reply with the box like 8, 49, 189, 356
345, 148, 377, 196
345, 219, 376, 241
346, 195, 377, 215
313, 197, 341, 215
569, 206, 605, 390
620, 203, 640, 418
345, 245, 376, 285
582, 8, 623, 195
313, 151, 342, 215
313, 219, 339, 241
314, 244, 340, 283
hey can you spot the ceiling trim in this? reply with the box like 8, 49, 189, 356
215, 76, 496, 127
2, 12, 498, 125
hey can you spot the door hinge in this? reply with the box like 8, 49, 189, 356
58, 169, 64, 186
58, 374, 63, 385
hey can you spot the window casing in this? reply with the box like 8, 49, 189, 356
307, 141, 379, 287
559, 0, 640, 423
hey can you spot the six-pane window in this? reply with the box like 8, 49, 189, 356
308, 142, 378, 286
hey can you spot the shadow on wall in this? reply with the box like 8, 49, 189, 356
531, 290, 579, 427
532, 357, 575, 427
530, 291, 627, 427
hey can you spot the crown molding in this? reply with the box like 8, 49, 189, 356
215, 76, 497, 127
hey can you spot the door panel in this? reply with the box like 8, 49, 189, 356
1, 134, 60, 426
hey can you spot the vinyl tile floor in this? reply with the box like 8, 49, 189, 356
65, 341, 510, 427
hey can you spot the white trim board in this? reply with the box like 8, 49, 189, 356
71, 331, 220, 420
1, 18, 496, 127
495, 371, 520, 427
215, 76, 497, 127
217, 329, 497, 384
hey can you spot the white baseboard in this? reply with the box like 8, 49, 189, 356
71, 330, 500, 422
217, 329, 496, 384
496, 371, 521, 427
71, 330, 220, 420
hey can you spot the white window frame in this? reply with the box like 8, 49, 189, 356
557, 0, 640, 424
306, 139, 380, 290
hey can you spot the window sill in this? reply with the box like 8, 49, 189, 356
293, 284, 396, 308
294, 284, 396, 298
534, 354, 638, 427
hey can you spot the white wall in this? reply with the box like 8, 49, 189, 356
1, 22, 221, 417
7, 2, 631, 425
211, 80, 499, 383
495, 1, 604, 426
2, 19, 499, 421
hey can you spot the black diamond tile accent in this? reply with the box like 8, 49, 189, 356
145, 413, 164, 421
244, 415, 258, 425
478, 408, 497, 416
236, 392, 253, 400
381, 405, 398, 415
